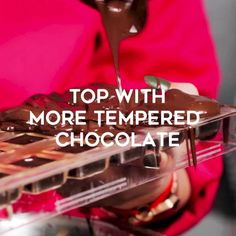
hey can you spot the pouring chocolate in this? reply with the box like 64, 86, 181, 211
81, 0, 147, 91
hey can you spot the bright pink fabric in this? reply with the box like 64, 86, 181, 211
0, 0, 222, 235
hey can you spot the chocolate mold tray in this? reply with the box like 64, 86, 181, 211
0, 105, 236, 234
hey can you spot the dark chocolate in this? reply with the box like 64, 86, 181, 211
55, 143, 94, 154
0, 85, 221, 171
5, 134, 45, 145
0, 85, 221, 136
13, 156, 53, 168
0, 173, 8, 178
223, 117, 230, 143
82, 0, 147, 90
188, 127, 197, 167
154, 89, 221, 118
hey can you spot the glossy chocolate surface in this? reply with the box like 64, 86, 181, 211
0, 84, 221, 136
155, 89, 221, 117
83, 0, 147, 90
0, 0, 221, 168
13, 156, 53, 168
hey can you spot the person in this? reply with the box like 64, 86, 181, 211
0, 0, 222, 235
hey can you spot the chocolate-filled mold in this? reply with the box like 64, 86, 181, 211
4, 134, 46, 145
110, 147, 145, 165
53, 143, 95, 154
0, 83, 221, 136
68, 158, 109, 179
24, 172, 67, 194
0, 105, 234, 216
0, 182, 22, 207
0, 83, 224, 170
12, 156, 54, 168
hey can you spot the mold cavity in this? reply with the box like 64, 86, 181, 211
12, 156, 53, 168
5, 134, 45, 145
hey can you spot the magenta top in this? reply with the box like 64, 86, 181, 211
0, 0, 222, 235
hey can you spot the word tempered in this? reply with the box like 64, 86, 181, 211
29, 110, 202, 127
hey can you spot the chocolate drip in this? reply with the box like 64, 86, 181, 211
223, 117, 230, 143
188, 127, 197, 167
83, 0, 147, 91
185, 130, 192, 167
5, 134, 45, 145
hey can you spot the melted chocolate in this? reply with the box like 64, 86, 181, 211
0, 85, 220, 136
12, 156, 53, 168
3, 84, 222, 167
83, 0, 147, 91
0, 173, 8, 178
188, 127, 197, 167
223, 117, 230, 143
0, 0, 221, 167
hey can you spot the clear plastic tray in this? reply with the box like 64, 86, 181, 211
0, 105, 236, 234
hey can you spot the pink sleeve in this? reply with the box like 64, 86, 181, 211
0, 0, 100, 108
